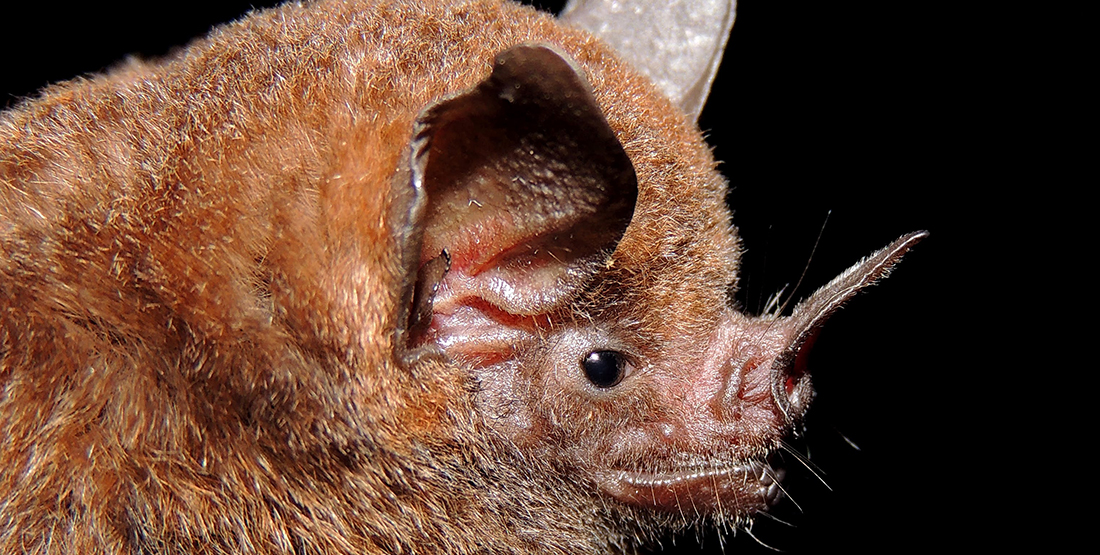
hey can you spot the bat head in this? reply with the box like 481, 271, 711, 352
397, 0, 926, 527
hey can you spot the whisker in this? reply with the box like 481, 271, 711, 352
710, 468, 726, 525
761, 285, 787, 317
753, 509, 795, 528
743, 522, 783, 552
672, 476, 687, 522
835, 428, 862, 451
774, 210, 831, 318
715, 523, 728, 554
768, 469, 803, 515
779, 441, 831, 492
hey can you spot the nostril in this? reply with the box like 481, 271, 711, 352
784, 349, 808, 398
787, 342, 813, 404
772, 343, 814, 417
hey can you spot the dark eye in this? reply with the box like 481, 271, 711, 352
582, 350, 627, 388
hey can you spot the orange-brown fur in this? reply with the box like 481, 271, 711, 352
1, 0, 737, 553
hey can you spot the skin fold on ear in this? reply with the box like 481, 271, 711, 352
400, 44, 638, 358
560, 0, 737, 120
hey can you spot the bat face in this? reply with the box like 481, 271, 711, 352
400, 13, 926, 524
0, 0, 926, 552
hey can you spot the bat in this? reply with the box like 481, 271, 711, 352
0, 0, 926, 553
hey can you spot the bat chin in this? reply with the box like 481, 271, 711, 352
593, 459, 785, 517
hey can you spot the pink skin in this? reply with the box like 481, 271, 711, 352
423, 232, 925, 516
407, 44, 927, 521
592, 313, 803, 513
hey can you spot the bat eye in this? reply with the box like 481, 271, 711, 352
582, 350, 628, 388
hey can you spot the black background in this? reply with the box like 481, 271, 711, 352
2, 1, 1013, 553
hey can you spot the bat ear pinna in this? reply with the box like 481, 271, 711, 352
397, 43, 637, 359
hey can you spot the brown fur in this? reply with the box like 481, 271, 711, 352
1, 1, 926, 553
0, 1, 730, 552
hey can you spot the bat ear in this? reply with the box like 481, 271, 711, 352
560, 0, 736, 120
397, 44, 637, 350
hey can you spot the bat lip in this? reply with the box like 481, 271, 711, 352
594, 459, 785, 515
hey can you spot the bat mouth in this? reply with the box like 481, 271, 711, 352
595, 459, 785, 515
